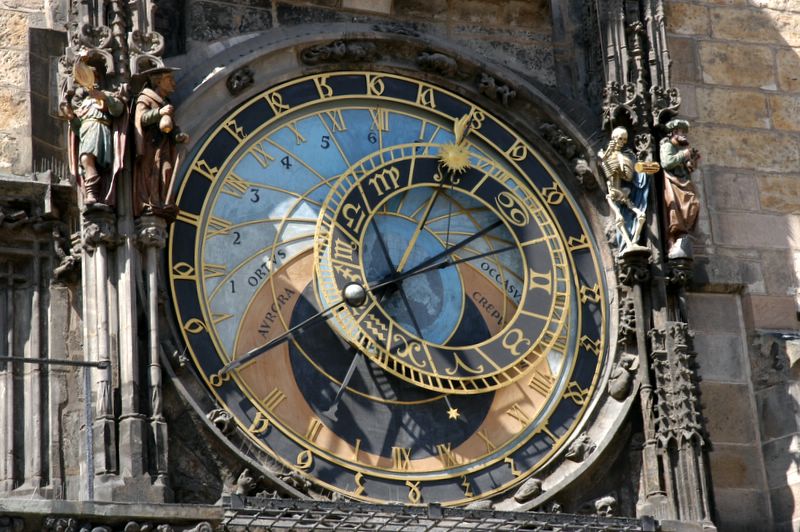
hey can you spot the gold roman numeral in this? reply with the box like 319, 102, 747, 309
248, 142, 275, 168
262, 388, 287, 412
506, 402, 530, 429
221, 172, 251, 198
476, 429, 496, 453
392, 446, 411, 470
369, 108, 389, 131
436, 443, 459, 467
324, 110, 347, 131
528, 369, 555, 396
305, 418, 324, 442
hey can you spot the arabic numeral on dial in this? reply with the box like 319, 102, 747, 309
281, 155, 292, 169
229, 279, 235, 293
250, 188, 260, 203
320, 135, 330, 149
233, 231, 242, 245
368, 131, 377, 144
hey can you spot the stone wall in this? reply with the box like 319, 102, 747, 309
668, 0, 800, 529
182, 0, 555, 87
0, 3, 39, 175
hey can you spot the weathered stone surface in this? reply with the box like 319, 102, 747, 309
742, 294, 799, 329
750, 0, 800, 11
0, 10, 28, 49
0, 132, 21, 171
501, 0, 550, 31
694, 331, 747, 382
758, 249, 799, 300
666, 2, 710, 35
342, 0, 391, 13
713, 488, 772, 532
758, 175, 800, 213
693, 125, 800, 172
770, 483, 800, 530
769, 94, 800, 131
699, 381, 758, 443
190, 2, 272, 41
669, 38, 700, 83
393, 0, 448, 20
703, 168, 760, 211
456, 37, 555, 86
711, 7, 779, 43
698, 41, 775, 88
762, 434, 800, 489
696, 87, 769, 128
709, 443, 767, 489
767, 10, 800, 47
693, 252, 765, 293
777, 48, 800, 93
757, 383, 800, 441
687, 293, 744, 333
0, 49, 28, 89
711, 211, 795, 249
0, 86, 28, 130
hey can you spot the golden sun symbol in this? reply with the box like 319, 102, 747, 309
439, 143, 471, 174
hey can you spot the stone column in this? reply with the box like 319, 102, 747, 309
82, 207, 119, 482
0, 262, 14, 492
618, 248, 671, 519
136, 215, 169, 489
21, 248, 44, 493
117, 168, 147, 485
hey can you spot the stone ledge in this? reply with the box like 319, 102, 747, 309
0, 498, 223, 523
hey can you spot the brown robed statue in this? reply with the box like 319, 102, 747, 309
133, 66, 189, 218
660, 119, 701, 259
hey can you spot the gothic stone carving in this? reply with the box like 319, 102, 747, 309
300, 40, 378, 65
608, 353, 638, 400
227, 67, 254, 96
565, 432, 596, 462
478, 73, 516, 106
513, 477, 543, 503
207, 408, 235, 435
372, 22, 420, 37
416, 52, 459, 78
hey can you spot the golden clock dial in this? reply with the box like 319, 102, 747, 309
168, 71, 606, 505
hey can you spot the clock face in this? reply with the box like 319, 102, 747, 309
168, 72, 607, 505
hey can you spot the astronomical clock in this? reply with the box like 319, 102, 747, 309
167, 71, 609, 505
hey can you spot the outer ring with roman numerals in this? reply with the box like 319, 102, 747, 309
167, 71, 607, 505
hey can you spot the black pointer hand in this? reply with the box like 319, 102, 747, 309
217, 299, 346, 376
373, 218, 504, 291
218, 221, 508, 377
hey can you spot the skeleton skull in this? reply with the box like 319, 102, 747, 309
611, 126, 628, 146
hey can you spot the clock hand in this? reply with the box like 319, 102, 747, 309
220, 223, 510, 378
372, 218, 504, 292
217, 298, 346, 376
395, 186, 441, 273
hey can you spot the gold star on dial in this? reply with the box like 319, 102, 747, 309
447, 407, 460, 420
